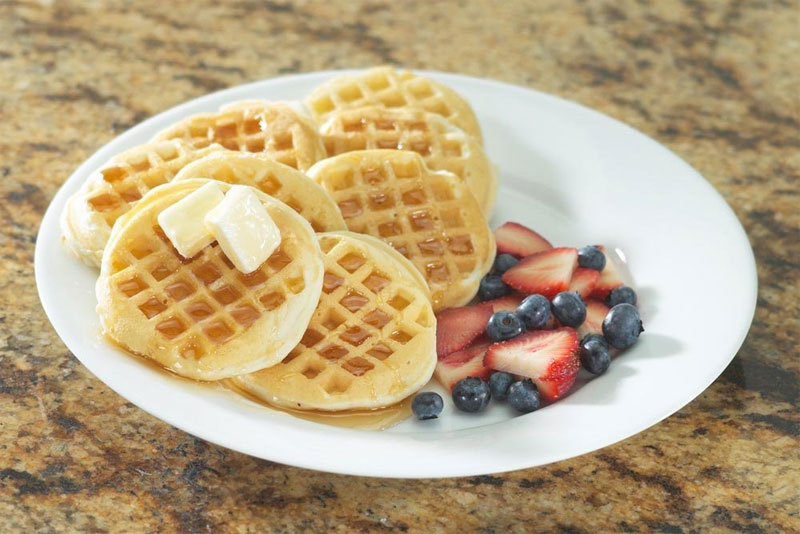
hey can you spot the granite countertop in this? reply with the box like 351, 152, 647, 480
1, 0, 798, 532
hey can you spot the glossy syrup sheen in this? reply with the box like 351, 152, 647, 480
104, 335, 412, 431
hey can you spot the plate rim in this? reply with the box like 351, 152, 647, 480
34, 69, 758, 478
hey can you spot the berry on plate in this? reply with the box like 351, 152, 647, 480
579, 335, 611, 375
434, 339, 492, 390
484, 327, 580, 402
515, 294, 551, 329
507, 379, 541, 413
486, 311, 525, 342
588, 245, 624, 300
606, 285, 637, 307
551, 291, 587, 328
478, 274, 510, 301
577, 245, 606, 271
482, 294, 524, 313
603, 303, 643, 349
412, 392, 444, 420
452, 377, 492, 412
501, 247, 578, 299
488, 371, 515, 400
577, 299, 610, 340
568, 267, 600, 300
493, 253, 519, 275
494, 222, 552, 258
436, 304, 493, 357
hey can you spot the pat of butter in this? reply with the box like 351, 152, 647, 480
157, 181, 225, 258
205, 186, 281, 274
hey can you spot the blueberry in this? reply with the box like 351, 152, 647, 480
577, 246, 606, 271
411, 392, 444, 420
478, 274, 510, 301
507, 379, 540, 413
493, 253, 519, 275
486, 311, 525, 342
515, 294, 551, 329
580, 333, 608, 349
452, 377, 491, 412
580, 336, 611, 375
606, 286, 637, 307
602, 303, 643, 349
551, 291, 587, 327
488, 371, 515, 401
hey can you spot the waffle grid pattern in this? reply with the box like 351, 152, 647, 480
85, 140, 217, 229
155, 105, 319, 171
174, 154, 344, 233
313, 152, 486, 308
271, 234, 433, 396
109, 224, 308, 363
306, 68, 480, 141
322, 108, 477, 193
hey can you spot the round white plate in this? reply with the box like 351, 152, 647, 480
35, 71, 757, 478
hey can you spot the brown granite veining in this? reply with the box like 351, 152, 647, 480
1, 0, 798, 532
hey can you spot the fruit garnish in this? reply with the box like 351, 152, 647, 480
411, 392, 444, 420
588, 245, 624, 300
507, 379, 541, 413
550, 291, 586, 328
478, 273, 510, 301
485, 310, 525, 342
515, 294, 551, 329
482, 294, 524, 313
435, 304, 493, 357
577, 299, 610, 340
434, 339, 492, 390
495, 222, 552, 258
602, 303, 643, 349
451, 376, 492, 412
568, 267, 600, 299
606, 285, 637, 307
577, 245, 606, 271
484, 327, 580, 402
501, 247, 578, 299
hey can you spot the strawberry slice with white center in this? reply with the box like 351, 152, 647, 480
435, 339, 492, 391
568, 267, 600, 299
484, 327, 580, 402
495, 222, 552, 258
501, 247, 578, 299
435, 304, 493, 357
589, 245, 624, 300
577, 299, 610, 340
482, 294, 523, 313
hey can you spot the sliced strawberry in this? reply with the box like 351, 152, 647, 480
494, 222, 552, 258
577, 299, 610, 340
588, 245, 624, 300
435, 339, 492, 391
501, 247, 578, 299
484, 327, 580, 402
482, 294, 523, 313
569, 267, 600, 299
435, 304, 493, 357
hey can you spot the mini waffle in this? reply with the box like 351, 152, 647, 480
97, 179, 324, 381
231, 231, 436, 411
305, 66, 483, 144
307, 150, 495, 310
172, 152, 347, 232
153, 101, 326, 172
61, 140, 223, 267
320, 106, 497, 215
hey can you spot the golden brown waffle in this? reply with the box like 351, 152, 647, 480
231, 231, 436, 411
97, 179, 324, 381
307, 150, 495, 310
172, 152, 346, 233
305, 66, 483, 144
153, 101, 326, 172
320, 106, 496, 215
61, 140, 224, 267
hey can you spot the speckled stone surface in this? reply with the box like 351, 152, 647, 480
1, 0, 798, 532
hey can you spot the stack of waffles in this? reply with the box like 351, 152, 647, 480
60, 67, 497, 419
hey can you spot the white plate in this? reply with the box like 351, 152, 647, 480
35, 71, 757, 478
